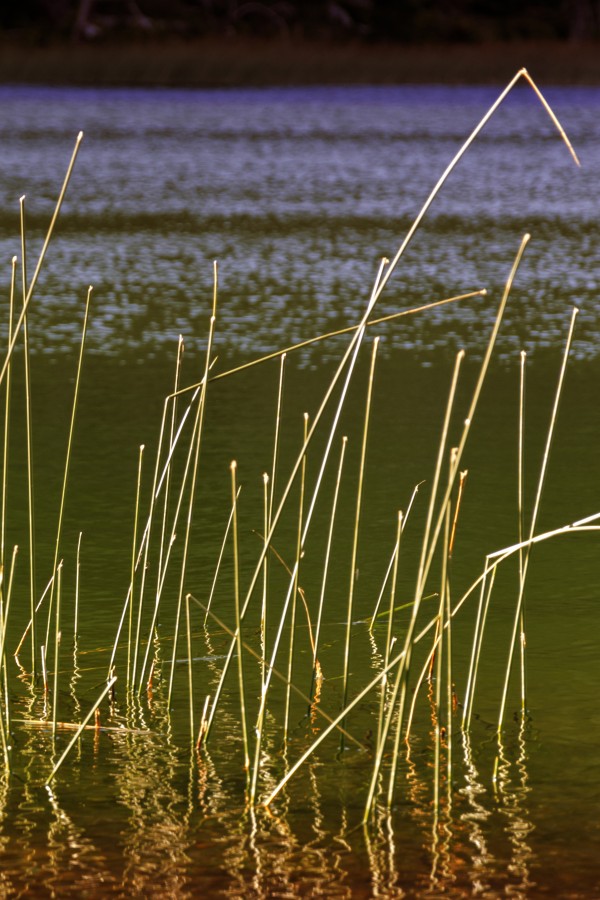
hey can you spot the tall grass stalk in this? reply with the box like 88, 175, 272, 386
497, 306, 578, 734
44, 285, 92, 653
0, 545, 17, 769
165, 264, 218, 704
261, 472, 269, 686
203, 485, 241, 627
369, 482, 423, 628
248, 284, 381, 803
194, 71, 574, 395
231, 461, 249, 771
199, 291, 484, 388
462, 560, 497, 730
20, 198, 37, 678
52, 561, 63, 742
185, 593, 195, 744
283, 413, 308, 742
157, 335, 184, 590
205, 260, 385, 744
376, 510, 402, 749
191, 593, 364, 751
0, 259, 16, 608
45, 675, 117, 785
0, 132, 84, 389
433, 477, 452, 821
261, 353, 287, 687
518, 350, 527, 710
311, 434, 347, 699
363, 350, 464, 820
341, 337, 379, 739
127, 444, 144, 692
74, 532, 82, 641
137, 336, 185, 687
262, 610, 441, 809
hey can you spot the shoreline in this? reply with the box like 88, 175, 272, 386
0, 38, 599, 88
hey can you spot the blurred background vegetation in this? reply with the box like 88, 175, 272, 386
0, 2, 598, 86
3, 0, 600, 44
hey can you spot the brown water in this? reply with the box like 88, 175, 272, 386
0, 82, 598, 896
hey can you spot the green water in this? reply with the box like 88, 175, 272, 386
0, 83, 598, 896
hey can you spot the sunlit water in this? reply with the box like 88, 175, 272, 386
0, 83, 598, 896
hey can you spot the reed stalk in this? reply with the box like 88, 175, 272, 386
310, 434, 347, 699
205, 259, 386, 744
127, 444, 144, 692
52, 562, 63, 742
137, 337, 185, 686
262, 353, 287, 683
248, 298, 377, 803
45, 675, 117, 785
185, 593, 194, 744
497, 306, 578, 734
188, 73, 574, 395
341, 337, 379, 740
0, 132, 84, 390
0, 259, 16, 612
44, 285, 92, 652
262, 610, 440, 809
369, 482, 423, 627
166, 264, 218, 705
518, 350, 527, 711
261, 472, 269, 686
203, 485, 241, 627
190, 594, 365, 750
20, 198, 37, 678
74, 532, 82, 641
376, 510, 402, 750
433, 477, 452, 821
283, 413, 308, 742
0, 545, 18, 770
231, 461, 249, 771
363, 350, 464, 820
196, 292, 484, 388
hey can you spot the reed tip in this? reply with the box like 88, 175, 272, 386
480, 288, 487, 296
11, 255, 17, 264
231, 460, 237, 471
77, 131, 84, 142
19, 194, 26, 203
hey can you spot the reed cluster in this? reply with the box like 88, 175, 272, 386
0, 69, 592, 827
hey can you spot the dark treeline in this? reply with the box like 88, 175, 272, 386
2, 0, 600, 44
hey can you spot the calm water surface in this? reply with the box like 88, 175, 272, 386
0, 83, 598, 896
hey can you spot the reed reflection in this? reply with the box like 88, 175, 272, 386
111, 686, 194, 897
495, 721, 535, 897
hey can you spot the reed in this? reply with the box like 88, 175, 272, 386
45, 676, 117, 786
44, 285, 92, 655
283, 412, 308, 743
127, 445, 144, 693
20, 198, 37, 679
230, 460, 249, 771
52, 562, 63, 742
497, 306, 579, 734
0, 70, 589, 852
341, 336, 379, 739
310, 434, 347, 700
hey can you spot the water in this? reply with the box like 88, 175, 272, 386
0, 82, 598, 896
